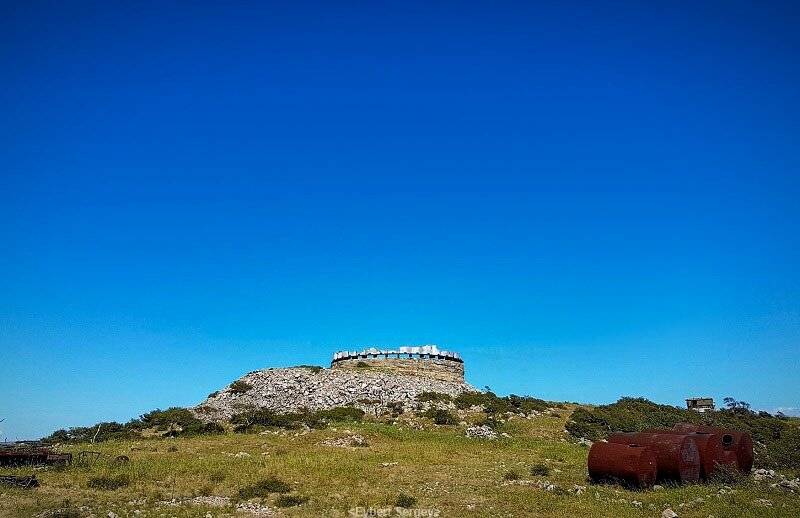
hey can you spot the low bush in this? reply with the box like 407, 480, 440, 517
531, 463, 550, 476
87, 474, 130, 490
395, 493, 417, 508
231, 407, 364, 432
237, 477, 292, 499
231, 409, 305, 432
298, 365, 323, 373
503, 470, 520, 481
710, 463, 749, 485
453, 391, 553, 415
454, 391, 491, 409
46, 421, 138, 443
315, 407, 366, 422
275, 494, 309, 507
417, 409, 457, 425
416, 391, 452, 403
386, 401, 404, 417
229, 381, 253, 393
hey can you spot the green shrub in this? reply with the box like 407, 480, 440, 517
503, 470, 520, 481
44, 421, 139, 443
355, 361, 370, 368
531, 463, 550, 476
417, 409, 457, 425
454, 391, 491, 409
86, 474, 130, 490
566, 397, 800, 470
709, 462, 749, 485
208, 391, 220, 398
229, 381, 253, 393
416, 391, 452, 403
506, 395, 550, 414
316, 407, 366, 422
387, 401, 404, 417
275, 494, 309, 507
237, 477, 292, 499
231, 407, 363, 432
395, 493, 416, 508
231, 409, 305, 432
298, 365, 323, 373
453, 391, 551, 415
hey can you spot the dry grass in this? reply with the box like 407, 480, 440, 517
1, 408, 798, 517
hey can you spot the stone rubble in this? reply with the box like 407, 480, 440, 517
236, 501, 282, 515
194, 366, 476, 420
753, 468, 776, 481
465, 425, 497, 440
771, 477, 800, 492
321, 433, 368, 448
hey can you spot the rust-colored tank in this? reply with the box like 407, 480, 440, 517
672, 423, 753, 473
588, 442, 657, 488
609, 432, 701, 483
643, 429, 733, 479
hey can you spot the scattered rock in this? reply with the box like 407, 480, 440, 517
465, 425, 497, 440
572, 485, 586, 495
321, 434, 368, 448
194, 366, 476, 420
652, 484, 664, 490
752, 499, 773, 507
753, 469, 776, 481
662, 508, 678, 518
158, 496, 230, 507
236, 501, 281, 515
771, 478, 800, 492
577, 437, 593, 447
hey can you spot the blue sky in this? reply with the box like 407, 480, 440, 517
1, 1, 799, 439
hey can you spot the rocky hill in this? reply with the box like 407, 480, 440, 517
194, 365, 477, 420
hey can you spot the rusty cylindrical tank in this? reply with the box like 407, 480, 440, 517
643, 429, 733, 479
588, 442, 658, 488
609, 432, 701, 483
672, 423, 753, 473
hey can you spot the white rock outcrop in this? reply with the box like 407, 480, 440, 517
194, 366, 477, 420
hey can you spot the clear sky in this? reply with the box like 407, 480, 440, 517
1, 1, 799, 440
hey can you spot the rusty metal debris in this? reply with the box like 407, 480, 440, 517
588, 423, 753, 488
588, 442, 657, 488
643, 429, 736, 479
672, 423, 754, 473
609, 432, 701, 483
0, 441, 71, 466
0, 475, 40, 488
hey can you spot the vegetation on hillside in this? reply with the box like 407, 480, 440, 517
6, 403, 800, 518
566, 397, 800, 470
44, 407, 224, 443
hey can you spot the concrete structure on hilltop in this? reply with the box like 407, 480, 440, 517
686, 397, 715, 413
330, 345, 465, 383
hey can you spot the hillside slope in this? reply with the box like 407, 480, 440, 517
4, 408, 799, 517
194, 365, 477, 420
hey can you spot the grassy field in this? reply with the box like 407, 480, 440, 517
2, 408, 799, 517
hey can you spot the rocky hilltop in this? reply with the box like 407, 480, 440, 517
194, 365, 477, 420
